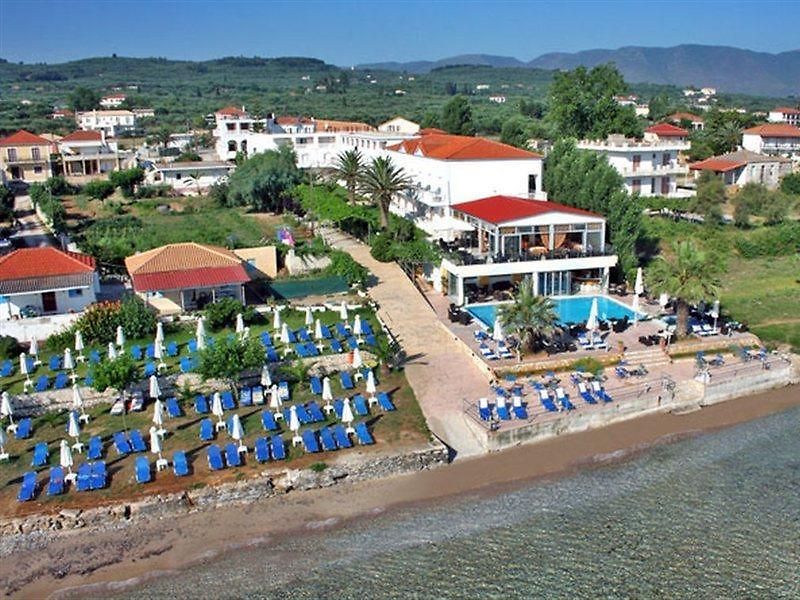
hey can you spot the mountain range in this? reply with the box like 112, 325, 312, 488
359, 45, 800, 97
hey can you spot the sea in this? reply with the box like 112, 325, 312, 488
121, 405, 800, 599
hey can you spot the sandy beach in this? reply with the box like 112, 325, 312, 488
5, 383, 800, 599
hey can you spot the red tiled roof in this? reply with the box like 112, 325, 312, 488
419, 128, 447, 135
130, 266, 249, 293
216, 105, 247, 117
0, 247, 95, 280
103, 93, 126, 99
689, 158, 745, 173
645, 123, 689, 137
452, 196, 601, 225
667, 112, 703, 123
275, 115, 314, 125
387, 133, 541, 160
743, 123, 800, 138
0, 129, 52, 147
772, 106, 800, 115
60, 130, 103, 142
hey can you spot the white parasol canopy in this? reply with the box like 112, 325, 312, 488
211, 392, 224, 420
586, 297, 599, 332
153, 339, 163, 363
631, 294, 640, 326
235, 313, 245, 335
634, 267, 644, 296
149, 374, 161, 398
115, 325, 125, 348
289, 405, 301, 446
152, 398, 165, 431
269, 385, 282, 411
74, 331, 85, 353
107, 342, 117, 360
339, 301, 348, 321
314, 318, 323, 341
155, 322, 164, 345
280, 322, 290, 344
322, 376, 333, 402
230, 413, 246, 452
260, 365, 272, 388
68, 410, 82, 451
196, 317, 206, 350
0, 427, 6, 458
63, 348, 75, 371
1, 391, 14, 428
366, 370, 377, 396
353, 314, 363, 336
352, 347, 363, 369
659, 292, 670, 308
59, 439, 73, 474
72, 384, 87, 421
492, 317, 504, 342
304, 306, 313, 326
273, 307, 282, 331
149, 426, 163, 457
29, 336, 39, 359
19, 353, 29, 378
341, 397, 355, 434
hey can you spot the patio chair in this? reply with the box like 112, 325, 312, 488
32, 442, 49, 467
307, 401, 325, 422
15, 418, 32, 439
47, 466, 65, 496
54, 373, 68, 390
301, 429, 320, 453
166, 341, 178, 357
199, 418, 214, 441
319, 426, 338, 452
35, 375, 50, 392
254, 438, 270, 463
207, 445, 224, 471
195, 394, 209, 414
17, 472, 37, 502
130, 346, 143, 361
48, 355, 62, 371
113, 431, 132, 455
173, 451, 189, 477
512, 396, 528, 419
0, 360, 13, 377
310, 376, 322, 395
224, 443, 241, 467
270, 435, 286, 460
135, 456, 151, 484
377, 392, 396, 412
87, 435, 103, 460
354, 422, 374, 445
90, 461, 107, 489
144, 362, 156, 377
261, 410, 278, 431
332, 425, 352, 449
166, 397, 182, 418
340, 372, 354, 390
478, 397, 492, 421
221, 390, 235, 410
353, 394, 369, 417
75, 463, 92, 491
128, 430, 147, 452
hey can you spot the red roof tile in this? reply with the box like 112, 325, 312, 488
667, 112, 703, 123
0, 248, 95, 280
216, 105, 248, 117
645, 123, 689, 137
452, 196, 601, 225
387, 133, 541, 160
60, 130, 103, 142
772, 106, 800, 115
0, 129, 52, 147
743, 123, 800, 138
131, 266, 249, 293
689, 158, 745, 173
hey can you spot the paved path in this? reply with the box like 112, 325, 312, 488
323, 227, 489, 457
11, 194, 55, 248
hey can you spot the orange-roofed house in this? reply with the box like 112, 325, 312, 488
689, 149, 792, 189
667, 112, 704, 131
0, 247, 99, 320
125, 243, 251, 314
741, 123, 800, 157
383, 132, 545, 239
643, 123, 690, 143
58, 130, 122, 182
767, 107, 800, 127
0, 130, 55, 184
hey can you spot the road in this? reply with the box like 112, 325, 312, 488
10, 194, 56, 248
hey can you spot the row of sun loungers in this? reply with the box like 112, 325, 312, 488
478, 380, 614, 422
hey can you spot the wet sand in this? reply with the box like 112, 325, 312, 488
7, 384, 800, 599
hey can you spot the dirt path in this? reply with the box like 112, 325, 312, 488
11, 194, 56, 248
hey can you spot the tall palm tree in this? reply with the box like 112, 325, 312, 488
333, 148, 364, 205
646, 240, 722, 338
499, 279, 559, 356
359, 156, 412, 229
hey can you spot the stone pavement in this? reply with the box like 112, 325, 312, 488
11, 194, 56, 248
322, 227, 489, 457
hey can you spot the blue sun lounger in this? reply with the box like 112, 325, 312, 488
320, 324, 332, 339
87, 435, 103, 460
130, 345, 143, 361
113, 431, 132, 455
15, 417, 32, 439
271, 435, 286, 460
330, 339, 343, 353
305, 343, 320, 356
47, 466, 65, 496
578, 383, 597, 404
135, 456, 151, 484
254, 437, 270, 462
145, 344, 155, 359
32, 442, 48, 467
333, 398, 344, 419
221, 390, 235, 410
224, 443, 241, 467
166, 341, 178, 357
143, 362, 156, 378
301, 429, 320, 453
200, 418, 214, 441
319, 427, 337, 452
496, 401, 512, 420
91, 462, 107, 489
35, 375, 49, 392
266, 348, 279, 363
512, 399, 528, 419
0, 359, 12, 377
166, 397, 182, 418
353, 394, 369, 416
307, 401, 325, 422
179, 357, 192, 373
333, 322, 347, 337
592, 381, 613, 402
294, 343, 307, 358
195, 394, 209, 414
298, 328, 311, 343
239, 387, 252, 406
89, 350, 101, 364
76, 463, 92, 491
346, 337, 358, 350
54, 372, 69, 390
364, 334, 377, 346
18, 472, 37, 502
310, 376, 322, 395
332, 424, 352, 449
295, 404, 313, 425
49, 355, 62, 371
478, 400, 492, 421
207, 445, 224, 471
260, 332, 273, 347
355, 422, 375, 445
377, 392, 396, 412
173, 451, 189, 477
129, 430, 147, 452
84, 372, 94, 387
261, 410, 278, 431
340, 372, 354, 390
188, 339, 198, 353
278, 381, 290, 400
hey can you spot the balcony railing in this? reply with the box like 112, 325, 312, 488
442, 244, 615, 266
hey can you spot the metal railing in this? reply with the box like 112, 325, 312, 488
443, 245, 614, 267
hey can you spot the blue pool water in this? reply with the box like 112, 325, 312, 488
467, 295, 643, 327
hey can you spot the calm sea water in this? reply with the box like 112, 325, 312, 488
121, 406, 800, 599
468, 295, 643, 328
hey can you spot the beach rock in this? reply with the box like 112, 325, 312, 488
59, 508, 81, 520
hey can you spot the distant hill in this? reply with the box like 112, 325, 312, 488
359, 45, 800, 97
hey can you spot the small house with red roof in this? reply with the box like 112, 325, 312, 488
100, 93, 127, 108
384, 132, 545, 239
741, 123, 800, 158
0, 247, 99, 319
767, 107, 800, 127
0, 130, 55, 183
644, 123, 689, 143
689, 149, 792, 189
667, 112, 704, 131
440, 196, 617, 305
58, 130, 121, 182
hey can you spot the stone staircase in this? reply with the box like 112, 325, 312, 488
622, 347, 672, 370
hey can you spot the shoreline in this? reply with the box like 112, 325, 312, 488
6, 383, 800, 599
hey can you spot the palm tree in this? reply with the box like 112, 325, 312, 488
359, 156, 412, 229
646, 240, 722, 338
499, 279, 559, 356
333, 149, 364, 205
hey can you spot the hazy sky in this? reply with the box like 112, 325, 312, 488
1, 0, 798, 65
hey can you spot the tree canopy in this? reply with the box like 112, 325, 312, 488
68, 86, 100, 111
499, 279, 558, 355
359, 156, 412, 229
692, 170, 726, 224
197, 336, 264, 392
223, 145, 301, 212
548, 64, 642, 139
441, 95, 475, 136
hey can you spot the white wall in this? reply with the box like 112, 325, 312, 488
0, 285, 96, 320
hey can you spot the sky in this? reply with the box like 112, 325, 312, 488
1, 0, 798, 66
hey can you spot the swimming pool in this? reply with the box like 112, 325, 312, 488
467, 295, 644, 328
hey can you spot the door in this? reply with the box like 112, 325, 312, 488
632, 155, 641, 172
41, 291, 57, 313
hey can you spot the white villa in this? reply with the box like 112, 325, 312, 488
767, 107, 800, 126
741, 124, 800, 159
577, 131, 690, 198
689, 149, 792, 189
145, 161, 235, 194
439, 196, 617, 306
100, 93, 126, 108
76, 110, 137, 137
378, 117, 420, 135
58, 130, 122, 182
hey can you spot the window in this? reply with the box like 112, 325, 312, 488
31, 147, 41, 160
528, 174, 537, 193
632, 179, 641, 193
227, 123, 235, 131
7, 149, 17, 162
33, 166, 42, 174
68, 289, 84, 298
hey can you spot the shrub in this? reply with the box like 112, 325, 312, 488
109, 167, 145, 198
135, 184, 171, 199
570, 357, 605, 377
369, 233, 395, 262
204, 297, 246, 330
45, 175, 75, 195
92, 355, 139, 395
82, 179, 115, 200
734, 222, 800, 258
0, 335, 22, 360
326, 250, 368, 287
309, 462, 328, 472
74, 301, 122, 345
45, 327, 75, 353
780, 172, 800, 196
118, 295, 158, 340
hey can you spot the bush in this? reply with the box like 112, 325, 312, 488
326, 250, 368, 287
309, 462, 328, 472
0, 335, 22, 360
734, 222, 800, 258
45, 175, 75, 195
45, 328, 75, 353
109, 167, 145, 198
204, 297, 246, 330
369, 233, 395, 262
82, 179, 115, 200
570, 357, 606, 377
135, 184, 171, 199
118, 295, 158, 340
780, 172, 800, 196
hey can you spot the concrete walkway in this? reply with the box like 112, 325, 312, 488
322, 227, 489, 457
11, 194, 56, 248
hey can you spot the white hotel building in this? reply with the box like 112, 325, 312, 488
577, 124, 691, 198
